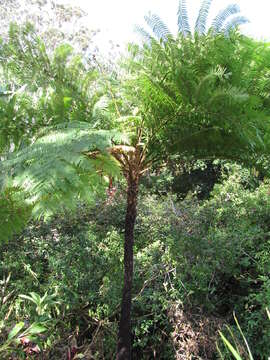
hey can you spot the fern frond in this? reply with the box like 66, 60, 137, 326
92, 95, 110, 126
207, 86, 249, 109
211, 4, 240, 33
177, 0, 191, 36
195, 0, 213, 35
195, 66, 227, 102
223, 16, 249, 36
144, 13, 172, 41
134, 25, 153, 45
0, 122, 128, 218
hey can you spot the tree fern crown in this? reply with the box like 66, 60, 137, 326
136, 0, 249, 43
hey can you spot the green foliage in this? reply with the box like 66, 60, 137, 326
0, 320, 48, 357
1, 16, 270, 360
1, 122, 128, 218
0, 187, 32, 243
127, 33, 270, 166
218, 312, 254, 360
0, 23, 102, 152
1, 166, 270, 358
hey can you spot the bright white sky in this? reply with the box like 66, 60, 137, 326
62, 0, 270, 51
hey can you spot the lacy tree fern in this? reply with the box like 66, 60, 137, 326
1, 123, 128, 218
1, 30, 270, 360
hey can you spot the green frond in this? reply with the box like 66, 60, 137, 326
177, 0, 191, 36
195, 0, 213, 35
207, 86, 249, 109
144, 13, 172, 41
92, 96, 110, 126
211, 4, 240, 33
195, 66, 227, 102
0, 122, 128, 219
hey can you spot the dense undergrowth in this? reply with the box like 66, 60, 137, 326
1, 164, 270, 359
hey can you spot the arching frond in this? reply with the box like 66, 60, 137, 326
177, 0, 191, 36
207, 86, 249, 109
195, 0, 213, 35
211, 4, 240, 33
195, 66, 227, 102
0, 122, 129, 218
223, 16, 250, 36
144, 13, 172, 41
92, 95, 110, 126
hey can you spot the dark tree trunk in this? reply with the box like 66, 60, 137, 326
117, 174, 139, 360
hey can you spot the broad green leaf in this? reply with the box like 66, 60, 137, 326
26, 322, 47, 335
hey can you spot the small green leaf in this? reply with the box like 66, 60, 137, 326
8, 322, 24, 340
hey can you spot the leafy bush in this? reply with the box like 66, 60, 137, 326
1, 165, 270, 358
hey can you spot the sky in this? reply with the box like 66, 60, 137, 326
61, 0, 270, 51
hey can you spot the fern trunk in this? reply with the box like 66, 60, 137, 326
117, 173, 139, 360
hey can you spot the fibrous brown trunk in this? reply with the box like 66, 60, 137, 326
116, 174, 139, 360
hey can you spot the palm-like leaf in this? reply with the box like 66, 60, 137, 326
177, 0, 191, 36
223, 16, 250, 36
211, 4, 240, 33
195, 0, 213, 35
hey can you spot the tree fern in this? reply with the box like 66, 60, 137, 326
177, 0, 191, 36
211, 4, 240, 33
195, 0, 213, 35
2, 26, 270, 360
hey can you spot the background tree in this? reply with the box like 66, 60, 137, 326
0, 23, 110, 240
0, 0, 97, 54
136, 0, 249, 42
1, 31, 270, 360
0, 23, 108, 156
